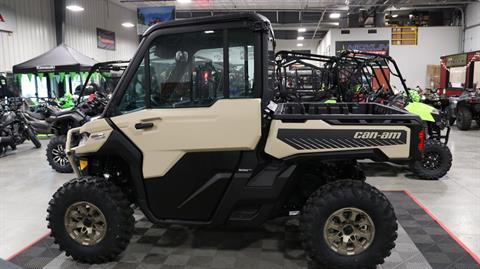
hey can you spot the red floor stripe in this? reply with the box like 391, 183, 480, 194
6, 230, 51, 261
403, 190, 480, 265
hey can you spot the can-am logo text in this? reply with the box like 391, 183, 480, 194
354, 131, 402, 140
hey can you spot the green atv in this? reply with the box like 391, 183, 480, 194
56, 92, 75, 109
369, 85, 452, 180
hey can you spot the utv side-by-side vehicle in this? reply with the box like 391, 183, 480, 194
47, 14, 425, 269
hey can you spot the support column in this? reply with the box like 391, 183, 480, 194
54, 0, 66, 45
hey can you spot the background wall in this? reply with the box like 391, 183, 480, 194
316, 26, 462, 89
275, 39, 319, 53
0, 0, 56, 72
65, 0, 138, 62
464, 2, 480, 52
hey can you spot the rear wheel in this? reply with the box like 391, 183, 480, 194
46, 135, 72, 173
410, 140, 452, 180
456, 107, 472, 130
301, 180, 397, 269
47, 176, 134, 263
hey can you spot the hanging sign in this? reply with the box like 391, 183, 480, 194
0, 4, 17, 33
446, 54, 467, 67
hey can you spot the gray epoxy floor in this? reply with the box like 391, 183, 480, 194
0, 127, 479, 260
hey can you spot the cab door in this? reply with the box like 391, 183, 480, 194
109, 28, 261, 221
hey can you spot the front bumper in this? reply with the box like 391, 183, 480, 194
65, 127, 82, 176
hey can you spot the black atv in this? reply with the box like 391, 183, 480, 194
448, 87, 480, 130
0, 98, 41, 155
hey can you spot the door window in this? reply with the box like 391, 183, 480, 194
228, 29, 255, 98
146, 28, 257, 109
148, 30, 224, 108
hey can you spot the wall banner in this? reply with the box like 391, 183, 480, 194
0, 4, 17, 32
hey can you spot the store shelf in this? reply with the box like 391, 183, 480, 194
391, 26, 418, 45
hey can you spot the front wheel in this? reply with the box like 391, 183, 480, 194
47, 177, 134, 263
456, 107, 472, 130
27, 128, 41, 148
46, 135, 73, 173
410, 140, 452, 180
301, 180, 397, 269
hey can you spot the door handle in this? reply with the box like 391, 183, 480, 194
135, 122, 154, 129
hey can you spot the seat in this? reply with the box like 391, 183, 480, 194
53, 108, 74, 117
25, 110, 46, 120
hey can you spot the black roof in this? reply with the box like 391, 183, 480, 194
13, 44, 97, 74
143, 13, 271, 37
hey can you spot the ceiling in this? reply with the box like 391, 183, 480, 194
108, 0, 476, 40
110, 0, 476, 11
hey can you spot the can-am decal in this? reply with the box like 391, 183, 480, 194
354, 131, 402, 140
277, 129, 407, 150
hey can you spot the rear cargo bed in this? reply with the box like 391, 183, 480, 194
273, 102, 422, 125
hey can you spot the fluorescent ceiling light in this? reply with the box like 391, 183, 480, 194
122, 22, 135, 28
392, 14, 398, 18
66, 5, 84, 12
329, 13, 341, 19
177, 0, 191, 3
297, 36, 304, 40
298, 28, 306, 33
204, 30, 214, 34
297, 43, 303, 47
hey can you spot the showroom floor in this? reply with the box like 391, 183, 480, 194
0, 126, 479, 262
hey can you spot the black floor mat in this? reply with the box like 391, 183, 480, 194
7, 191, 480, 269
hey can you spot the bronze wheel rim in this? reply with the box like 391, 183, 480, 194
323, 207, 375, 256
64, 201, 107, 246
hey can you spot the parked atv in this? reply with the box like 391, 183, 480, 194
448, 87, 480, 130
22, 61, 128, 172
47, 14, 426, 269
374, 88, 452, 180
0, 97, 41, 154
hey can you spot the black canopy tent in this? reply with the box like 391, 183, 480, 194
12, 44, 97, 98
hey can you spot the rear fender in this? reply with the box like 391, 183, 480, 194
404, 102, 435, 122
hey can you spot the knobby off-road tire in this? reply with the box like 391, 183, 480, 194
47, 176, 134, 263
301, 180, 397, 269
456, 107, 472, 130
28, 128, 42, 148
46, 135, 72, 173
410, 140, 452, 180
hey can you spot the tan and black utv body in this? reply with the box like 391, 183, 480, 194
48, 13, 424, 269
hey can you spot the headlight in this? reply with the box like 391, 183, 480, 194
78, 133, 90, 146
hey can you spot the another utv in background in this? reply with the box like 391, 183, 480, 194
448, 86, 480, 130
